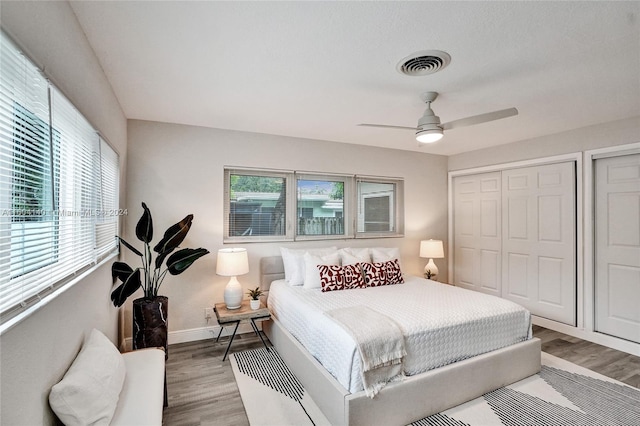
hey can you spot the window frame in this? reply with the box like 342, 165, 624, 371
224, 168, 294, 243
294, 172, 353, 241
355, 176, 404, 239
223, 167, 404, 242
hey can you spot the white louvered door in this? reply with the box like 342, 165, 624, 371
595, 154, 640, 343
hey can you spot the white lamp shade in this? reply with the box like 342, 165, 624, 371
217, 248, 248, 310
420, 239, 444, 259
216, 248, 249, 276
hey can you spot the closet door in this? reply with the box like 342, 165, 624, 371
502, 162, 576, 325
453, 172, 502, 296
595, 154, 640, 343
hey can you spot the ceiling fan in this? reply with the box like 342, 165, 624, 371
358, 92, 518, 144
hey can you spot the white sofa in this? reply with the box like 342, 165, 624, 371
111, 348, 165, 425
49, 329, 165, 426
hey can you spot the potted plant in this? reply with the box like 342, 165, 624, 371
111, 202, 209, 356
247, 287, 263, 310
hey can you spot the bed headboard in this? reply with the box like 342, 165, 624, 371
259, 256, 285, 293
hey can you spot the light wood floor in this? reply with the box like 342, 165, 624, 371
532, 325, 640, 388
162, 326, 640, 425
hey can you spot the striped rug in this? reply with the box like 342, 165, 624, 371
230, 348, 640, 426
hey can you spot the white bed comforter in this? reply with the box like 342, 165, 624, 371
267, 276, 532, 393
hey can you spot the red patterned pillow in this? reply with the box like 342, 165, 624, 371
318, 264, 365, 292
362, 259, 404, 287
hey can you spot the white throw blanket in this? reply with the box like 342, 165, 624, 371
325, 305, 406, 398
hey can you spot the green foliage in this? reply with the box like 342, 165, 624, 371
330, 182, 344, 200
110, 202, 210, 307
246, 287, 263, 300
11, 104, 59, 222
231, 175, 284, 194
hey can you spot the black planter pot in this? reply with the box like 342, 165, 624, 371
132, 296, 168, 359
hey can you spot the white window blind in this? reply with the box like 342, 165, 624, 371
95, 138, 119, 260
0, 31, 120, 325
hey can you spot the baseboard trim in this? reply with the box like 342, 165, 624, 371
121, 323, 257, 352
533, 316, 640, 356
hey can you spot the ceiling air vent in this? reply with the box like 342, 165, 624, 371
396, 50, 451, 76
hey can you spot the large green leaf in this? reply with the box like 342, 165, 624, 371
118, 237, 143, 257
135, 202, 153, 243
110, 269, 141, 307
155, 247, 175, 269
112, 261, 134, 282
152, 214, 193, 253
166, 248, 210, 275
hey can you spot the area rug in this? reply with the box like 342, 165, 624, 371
230, 347, 640, 426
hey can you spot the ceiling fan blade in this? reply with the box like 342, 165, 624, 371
358, 123, 418, 131
441, 107, 518, 131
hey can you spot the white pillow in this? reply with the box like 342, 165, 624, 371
303, 251, 341, 289
338, 247, 371, 266
370, 247, 402, 265
49, 328, 126, 426
280, 246, 337, 285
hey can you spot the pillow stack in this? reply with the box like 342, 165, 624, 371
280, 246, 338, 286
318, 263, 366, 292
280, 246, 404, 293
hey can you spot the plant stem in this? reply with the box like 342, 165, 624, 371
145, 242, 153, 297
157, 269, 169, 294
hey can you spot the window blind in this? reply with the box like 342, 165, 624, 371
0, 31, 120, 325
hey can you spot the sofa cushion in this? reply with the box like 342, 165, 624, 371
110, 348, 165, 426
49, 328, 126, 426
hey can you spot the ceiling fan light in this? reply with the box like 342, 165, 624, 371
416, 128, 443, 144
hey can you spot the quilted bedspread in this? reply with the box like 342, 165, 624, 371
267, 275, 532, 393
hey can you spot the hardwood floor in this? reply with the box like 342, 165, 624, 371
162, 334, 261, 426
162, 327, 640, 425
532, 325, 640, 388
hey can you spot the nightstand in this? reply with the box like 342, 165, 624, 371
214, 300, 271, 360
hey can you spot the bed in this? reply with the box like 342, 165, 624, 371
259, 255, 541, 426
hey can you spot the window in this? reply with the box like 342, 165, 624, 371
296, 175, 350, 239
224, 168, 403, 242
0, 32, 120, 326
356, 179, 403, 237
225, 170, 290, 241
10, 103, 60, 278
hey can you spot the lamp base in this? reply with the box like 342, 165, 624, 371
424, 258, 439, 280
224, 276, 243, 310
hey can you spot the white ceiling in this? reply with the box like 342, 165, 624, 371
69, 1, 640, 156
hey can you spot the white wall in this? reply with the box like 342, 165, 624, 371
0, 2, 127, 425
124, 120, 448, 341
448, 116, 640, 171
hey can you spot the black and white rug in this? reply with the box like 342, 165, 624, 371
230, 348, 640, 426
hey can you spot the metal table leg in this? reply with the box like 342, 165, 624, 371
222, 321, 240, 361
250, 317, 270, 352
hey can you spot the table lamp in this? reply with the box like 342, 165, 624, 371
216, 248, 249, 309
420, 239, 444, 280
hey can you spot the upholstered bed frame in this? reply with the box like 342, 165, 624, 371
259, 256, 541, 426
